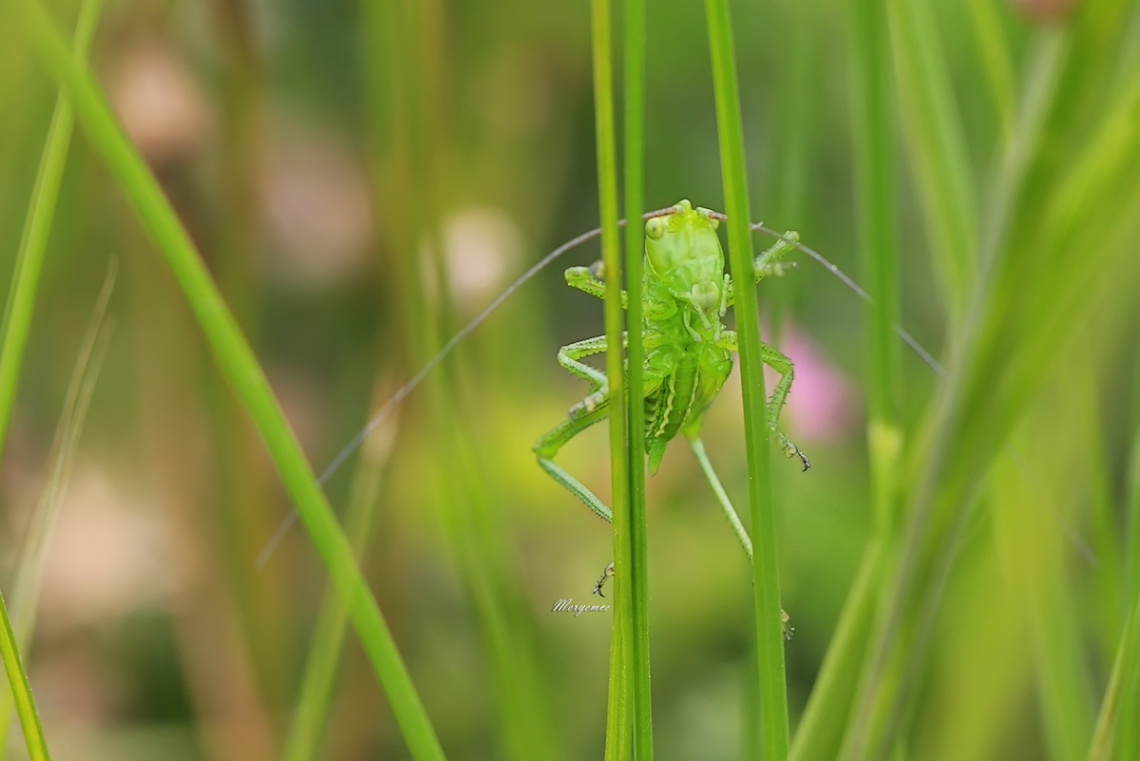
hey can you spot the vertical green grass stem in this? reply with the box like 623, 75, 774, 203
621, 0, 653, 756
11, 3, 446, 758
887, 0, 976, 314
0, 264, 114, 756
786, 7, 903, 758
704, 1, 788, 758
282, 408, 393, 761
966, 0, 1015, 142
590, 0, 633, 758
0, 588, 49, 761
851, 0, 902, 528
0, 0, 102, 466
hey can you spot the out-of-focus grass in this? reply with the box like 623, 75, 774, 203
0, 263, 114, 754
586, 0, 635, 759
1, 0, 1140, 760
10, 1, 445, 758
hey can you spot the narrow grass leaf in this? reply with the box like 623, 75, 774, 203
589, 0, 634, 757
0, 262, 115, 755
0, 0, 102, 466
0, 588, 49, 761
966, 0, 1016, 142
704, 1, 788, 758
887, 0, 977, 314
282, 396, 397, 761
621, 0, 653, 755
10, 3, 446, 758
789, 5, 902, 757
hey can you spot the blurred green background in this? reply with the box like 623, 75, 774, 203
1, 0, 1140, 759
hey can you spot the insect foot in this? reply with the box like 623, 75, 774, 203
593, 563, 615, 597
773, 428, 811, 471
781, 609, 794, 641
787, 445, 811, 471
757, 261, 798, 278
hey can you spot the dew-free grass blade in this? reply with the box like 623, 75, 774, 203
0, 262, 115, 756
704, 0, 789, 757
0, 0, 103, 467
10, 2, 446, 758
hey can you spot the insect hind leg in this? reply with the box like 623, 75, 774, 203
534, 399, 614, 523
556, 335, 612, 416
759, 342, 810, 470
717, 330, 810, 470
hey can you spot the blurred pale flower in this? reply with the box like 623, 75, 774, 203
38, 467, 181, 633
443, 207, 522, 309
108, 41, 208, 167
263, 129, 374, 286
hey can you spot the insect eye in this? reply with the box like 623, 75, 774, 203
646, 217, 666, 240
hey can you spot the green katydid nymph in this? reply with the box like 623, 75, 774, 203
533, 199, 807, 596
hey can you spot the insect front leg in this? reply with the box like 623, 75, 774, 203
717, 330, 810, 470
534, 334, 616, 522
724, 230, 800, 308
564, 263, 629, 308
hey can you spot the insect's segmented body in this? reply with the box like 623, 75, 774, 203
638, 208, 734, 475
534, 200, 808, 529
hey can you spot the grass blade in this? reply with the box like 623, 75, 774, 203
887, 0, 977, 313
0, 0, 102, 466
10, 2, 446, 758
966, 0, 1016, 142
788, 4, 902, 757
282, 391, 397, 761
0, 588, 48, 761
621, 0, 653, 756
704, 1, 788, 758
0, 262, 115, 755
589, 0, 634, 757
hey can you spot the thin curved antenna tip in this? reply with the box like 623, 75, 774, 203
748, 221, 946, 377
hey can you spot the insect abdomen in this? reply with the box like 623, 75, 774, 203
645, 353, 700, 473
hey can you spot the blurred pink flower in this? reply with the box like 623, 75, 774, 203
764, 324, 858, 443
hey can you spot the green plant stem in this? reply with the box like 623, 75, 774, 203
11, 3, 445, 759
0, 264, 115, 755
1085, 585, 1140, 761
0, 588, 49, 761
621, 0, 653, 756
282, 402, 393, 761
0, 0, 102, 467
887, 0, 976, 315
788, 542, 883, 761
704, 1, 788, 758
966, 0, 1015, 143
851, 0, 903, 529
591, 0, 633, 757
785, 7, 904, 759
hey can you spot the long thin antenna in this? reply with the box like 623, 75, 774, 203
258, 204, 945, 565
748, 221, 945, 377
